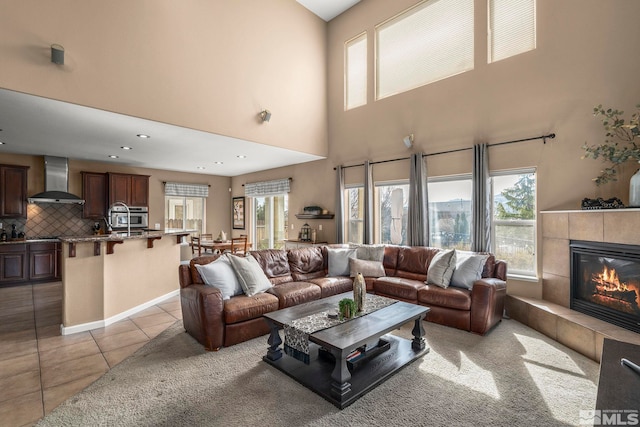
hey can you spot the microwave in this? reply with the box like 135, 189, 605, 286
110, 206, 149, 229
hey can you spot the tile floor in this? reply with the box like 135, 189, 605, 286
0, 281, 182, 427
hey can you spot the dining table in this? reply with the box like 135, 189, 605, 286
194, 239, 251, 256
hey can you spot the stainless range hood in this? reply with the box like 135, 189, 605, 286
27, 156, 85, 204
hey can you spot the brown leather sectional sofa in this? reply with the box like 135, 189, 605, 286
178, 245, 507, 351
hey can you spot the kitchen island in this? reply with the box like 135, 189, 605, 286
59, 230, 188, 335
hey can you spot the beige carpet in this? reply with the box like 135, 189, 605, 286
37, 318, 599, 426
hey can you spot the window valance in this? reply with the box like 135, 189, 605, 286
164, 182, 209, 197
244, 178, 291, 197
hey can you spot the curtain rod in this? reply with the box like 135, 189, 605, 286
162, 181, 211, 187
333, 133, 555, 170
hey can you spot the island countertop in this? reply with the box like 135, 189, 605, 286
58, 230, 188, 243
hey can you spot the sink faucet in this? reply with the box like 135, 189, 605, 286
107, 201, 131, 235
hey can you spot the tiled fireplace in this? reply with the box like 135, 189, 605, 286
506, 209, 640, 361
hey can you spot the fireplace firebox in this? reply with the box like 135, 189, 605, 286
570, 240, 640, 334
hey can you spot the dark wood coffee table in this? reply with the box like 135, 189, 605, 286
262, 293, 430, 409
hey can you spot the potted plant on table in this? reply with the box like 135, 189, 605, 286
338, 298, 357, 320
582, 104, 640, 205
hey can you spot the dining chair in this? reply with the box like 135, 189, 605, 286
230, 235, 248, 256
192, 233, 214, 256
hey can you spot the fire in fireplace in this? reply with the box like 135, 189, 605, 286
570, 240, 640, 334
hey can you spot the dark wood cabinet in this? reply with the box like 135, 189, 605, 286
81, 172, 108, 219
108, 173, 149, 207
0, 165, 29, 218
29, 242, 60, 281
82, 172, 149, 219
0, 244, 28, 283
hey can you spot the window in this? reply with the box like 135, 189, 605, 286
488, 0, 536, 63
376, 0, 474, 100
344, 186, 364, 244
345, 32, 367, 110
376, 182, 409, 245
253, 195, 288, 250
165, 196, 205, 234
491, 170, 536, 277
428, 176, 472, 250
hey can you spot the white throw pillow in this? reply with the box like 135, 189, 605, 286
227, 254, 273, 297
426, 249, 456, 289
327, 247, 358, 276
349, 243, 385, 262
450, 252, 490, 290
195, 255, 243, 300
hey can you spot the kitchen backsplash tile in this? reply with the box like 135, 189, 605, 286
15, 204, 97, 237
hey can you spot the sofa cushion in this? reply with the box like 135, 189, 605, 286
309, 276, 354, 298
426, 249, 456, 288
373, 277, 425, 302
268, 282, 322, 308
417, 285, 471, 311
223, 293, 279, 324
349, 257, 386, 278
450, 252, 490, 290
288, 247, 326, 281
250, 249, 293, 284
227, 254, 273, 297
395, 246, 439, 281
195, 255, 243, 300
189, 254, 222, 285
327, 247, 358, 276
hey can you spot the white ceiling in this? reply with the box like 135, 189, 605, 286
0, 88, 324, 177
297, 0, 361, 21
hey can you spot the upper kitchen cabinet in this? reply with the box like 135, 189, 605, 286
107, 173, 149, 207
0, 164, 29, 218
81, 171, 107, 219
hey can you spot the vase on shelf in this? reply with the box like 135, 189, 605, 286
630, 168, 640, 207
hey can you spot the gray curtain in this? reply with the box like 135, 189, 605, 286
472, 143, 491, 252
363, 160, 374, 244
335, 166, 344, 244
407, 153, 429, 246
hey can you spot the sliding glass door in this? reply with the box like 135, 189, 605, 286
253, 194, 288, 249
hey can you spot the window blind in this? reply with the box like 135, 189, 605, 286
164, 182, 209, 197
489, 0, 536, 63
376, 0, 474, 100
244, 178, 290, 197
345, 32, 367, 110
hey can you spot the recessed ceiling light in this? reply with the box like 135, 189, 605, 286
109, 155, 119, 159
214, 161, 224, 165
237, 155, 247, 159
196, 166, 205, 170
121, 146, 133, 150
137, 134, 150, 139
0, 141, 4, 145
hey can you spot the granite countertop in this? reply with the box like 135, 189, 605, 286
0, 230, 189, 245
58, 230, 188, 243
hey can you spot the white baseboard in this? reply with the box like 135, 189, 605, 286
60, 289, 180, 336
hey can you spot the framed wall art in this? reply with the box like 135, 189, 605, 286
233, 197, 245, 229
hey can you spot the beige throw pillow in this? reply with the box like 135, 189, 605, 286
227, 254, 273, 297
426, 249, 456, 288
349, 257, 386, 278
450, 252, 490, 290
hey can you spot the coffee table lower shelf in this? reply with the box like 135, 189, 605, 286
262, 334, 429, 409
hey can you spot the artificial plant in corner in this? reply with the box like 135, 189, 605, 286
582, 104, 640, 185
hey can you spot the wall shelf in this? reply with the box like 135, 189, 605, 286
295, 214, 334, 219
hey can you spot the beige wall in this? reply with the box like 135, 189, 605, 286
0, 0, 328, 156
